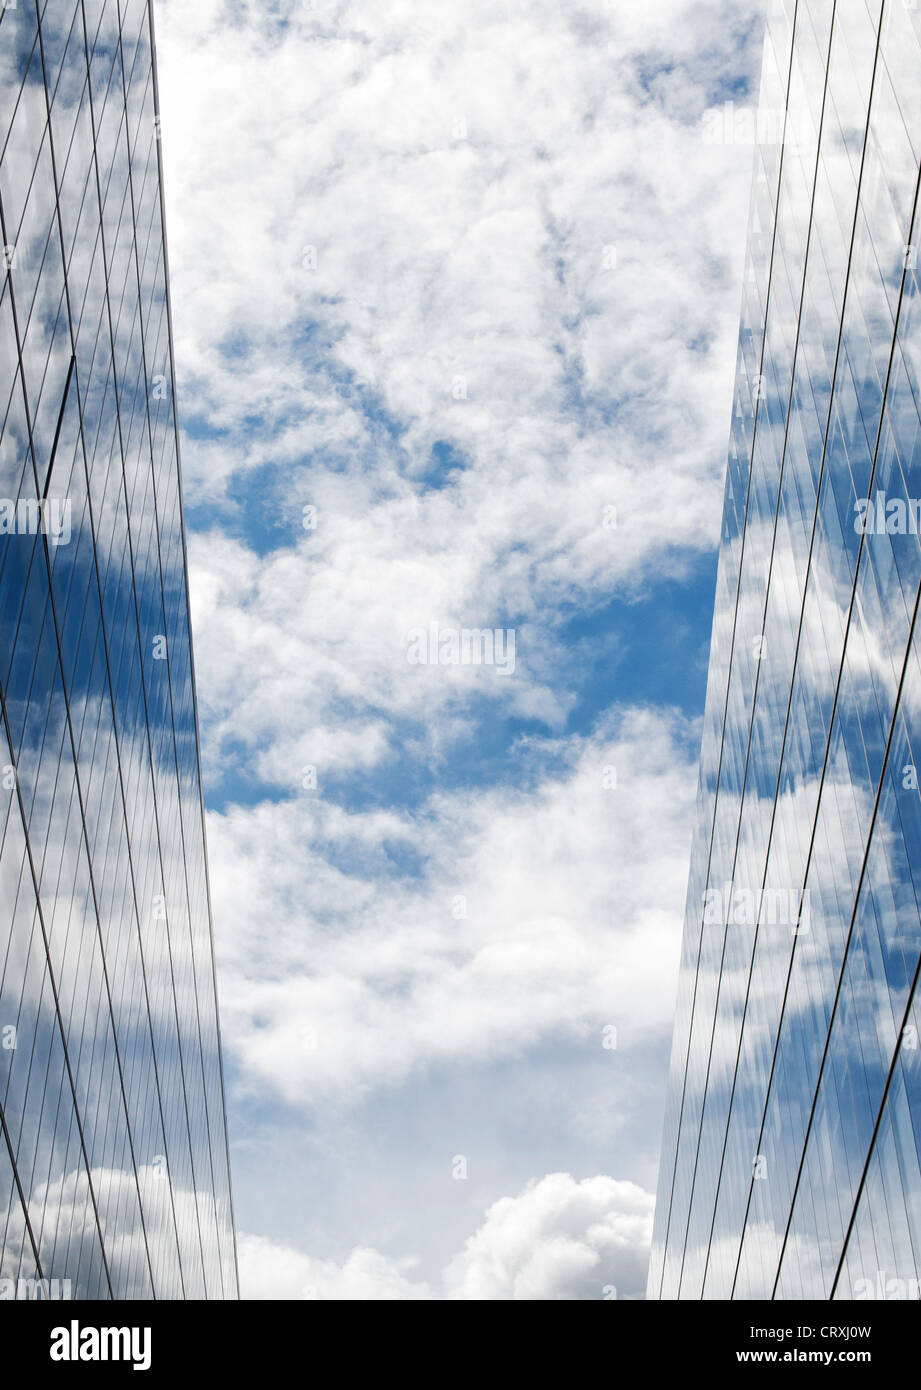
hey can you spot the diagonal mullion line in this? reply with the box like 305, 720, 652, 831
697, 0, 839, 1298
114, 0, 213, 1296
0, 727, 46, 1284
675, 0, 814, 1292
830, 597, 921, 1294
778, 161, 921, 1298
0, 0, 235, 1304
41, 353, 75, 501
0, 572, 100, 1255
115, 0, 220, 1296
726, 5, 890, 1298
147, 0, 240, 1297
759, 11, 921, 1301
0, 166, 115, 1298
18, 0, 164, 1300
0, 1094, 45, 1281
37, 0, 195, 1298
653, 0, 803, 1295
80, 0, 222, 1298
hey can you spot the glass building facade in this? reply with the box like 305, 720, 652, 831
0, 1, 237, 1297
649, 0, 921, 1299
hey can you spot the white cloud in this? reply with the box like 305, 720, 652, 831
151, 0, 763, 1295
444, 1172, 653, 1300
155, 0, 762, 784
157, 0, 758, 516
209, 706, 697, 1103
237, 1234, 436, 1300
239, 1171, 654, 1300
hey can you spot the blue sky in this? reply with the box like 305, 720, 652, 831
155, 0, 765, 1299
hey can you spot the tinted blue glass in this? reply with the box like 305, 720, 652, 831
0, 1, 236, 1299
650, 0, 921, 1300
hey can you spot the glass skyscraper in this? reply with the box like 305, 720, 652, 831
0, 1, 237, 1297
650, 0, 921, 1299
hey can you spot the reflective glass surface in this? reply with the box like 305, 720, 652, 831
650, 0, 921, 1300
0, 0, 237, 1298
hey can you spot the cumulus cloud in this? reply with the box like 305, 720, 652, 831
444, 1172, 653, 1300
151, 0, 763, 1295
209, 706, 697, 1103
237, 1235, 436, 1300
155, 0, 763, 792
239, 1172, 653, 1300
158, 0, 758, 507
